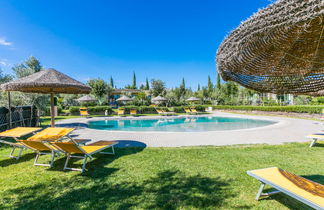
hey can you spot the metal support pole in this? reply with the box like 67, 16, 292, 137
8, 91, 12, 128
50, 93, 55, 127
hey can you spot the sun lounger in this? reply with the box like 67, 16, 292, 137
156, 108, 167, 116
130, 108, 138, 116
118, 108, 125, 116
306, 133, 324, 147
190, 107, 198, 114
51, 140, 118, 173
79, 107, 90, 117
184, 108, 195, 114
17, 127, 75, 167
247, 167, 324, 209
0, 127, 42, 159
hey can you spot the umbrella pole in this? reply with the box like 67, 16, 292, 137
8, 91, 12, 128
50, 93, 55, 127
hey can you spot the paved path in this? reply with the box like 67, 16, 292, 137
56, 112, 323, 147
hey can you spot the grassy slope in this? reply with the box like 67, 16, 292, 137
0, 143, 323, 209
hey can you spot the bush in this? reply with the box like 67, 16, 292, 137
69, 106, 113, 115
45, 106, 63, 116
122, 106, 157, 114
212, 105, 324, 114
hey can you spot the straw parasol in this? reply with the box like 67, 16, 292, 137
1, 68, 91, 127
76, 95, 97, 103
151, 96, 167, 105
186, 97, 200, 102
216, 0, 324, 95
116, 95, 133, 104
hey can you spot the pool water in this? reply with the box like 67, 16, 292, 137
88, 116, 275, 132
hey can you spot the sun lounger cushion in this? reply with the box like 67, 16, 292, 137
0, 127, 41, 138
248, 167, 324, 209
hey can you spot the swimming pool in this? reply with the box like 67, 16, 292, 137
88, 116, 276, 132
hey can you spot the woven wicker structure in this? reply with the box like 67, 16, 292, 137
1, 68, 90, 127
1, 68, 91, 94
116, 95, 133, 102
76, 95, 97, 103
216, 0, 324, 95
186, 97, 200, 102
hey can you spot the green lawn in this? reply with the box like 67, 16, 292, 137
0, 142, 322, 209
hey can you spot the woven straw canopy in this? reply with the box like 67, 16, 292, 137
152, 96, 167, 102
1, 68, 91, 94
186, 97, 200, 102
216, 0, 324, 95
116, 95, 133, 102
76, 95, 96, 102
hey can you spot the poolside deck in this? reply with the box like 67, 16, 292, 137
56, 112, 324, 147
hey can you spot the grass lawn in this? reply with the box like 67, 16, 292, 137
0, 142, 322, 209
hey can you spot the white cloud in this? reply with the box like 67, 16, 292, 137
0, 59, 11, 67
0, 37, 12, 46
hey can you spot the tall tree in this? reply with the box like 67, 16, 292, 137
145, 78, 150, 90
12, 56, 42, 78
179, 78, 186, 97
132, 72, 137, 89
87, 78, 108, 105
109, 76, 114, 89
150, 79, 166, 97
207, 75, 213, 93
0, 68, 13, 84
216, 73, 221, 90
197, 84, 201, 91
26, 56, 42, 72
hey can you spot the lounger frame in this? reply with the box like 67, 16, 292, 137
247, 169, 323, 209
62, 140, 117, 173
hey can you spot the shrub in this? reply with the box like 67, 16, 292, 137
212, 105, 323, 114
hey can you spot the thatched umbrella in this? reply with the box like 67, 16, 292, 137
116, 95, 133, 104
1, 68, 91, 127
216, 0, 324, 95
186, 97, 200, 103
151, 96, 167, 105
76, 95, 97, 103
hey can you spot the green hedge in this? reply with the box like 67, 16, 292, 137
69, 106, 113, 115
212, 105, 324, 114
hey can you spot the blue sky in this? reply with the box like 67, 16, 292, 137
0, 0, 271, 89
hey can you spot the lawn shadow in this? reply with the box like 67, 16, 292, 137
0, 152, 35, 167
2, 169, 232, 209
47, 144, 146, 177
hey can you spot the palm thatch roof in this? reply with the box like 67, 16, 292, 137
116, 95, 133, 102
76, 95, 97, 102
1, 68, 91, 94
216, 0, 324, 95
151, 96, 167, 102
186, 97, 200, 102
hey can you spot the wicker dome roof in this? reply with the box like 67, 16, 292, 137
77, 95, 97, 102
116, 95, 133, 102
151, 96, 167, 102
216, 0, 324, 95
186, 97, 200, 102
1, 68, 91, 94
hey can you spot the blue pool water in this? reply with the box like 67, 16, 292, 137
88, 116, 275, 132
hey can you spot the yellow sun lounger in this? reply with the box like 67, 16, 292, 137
130, 108, 137, 116
17, 127, 75, 167
306, 133, 324, 147
51, 140, 118, 173
0, 127, 42, 159
79, 107, 90, 117
190, 107, 198, 114
117, 108, 125, 116
247, 167, 324, 209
